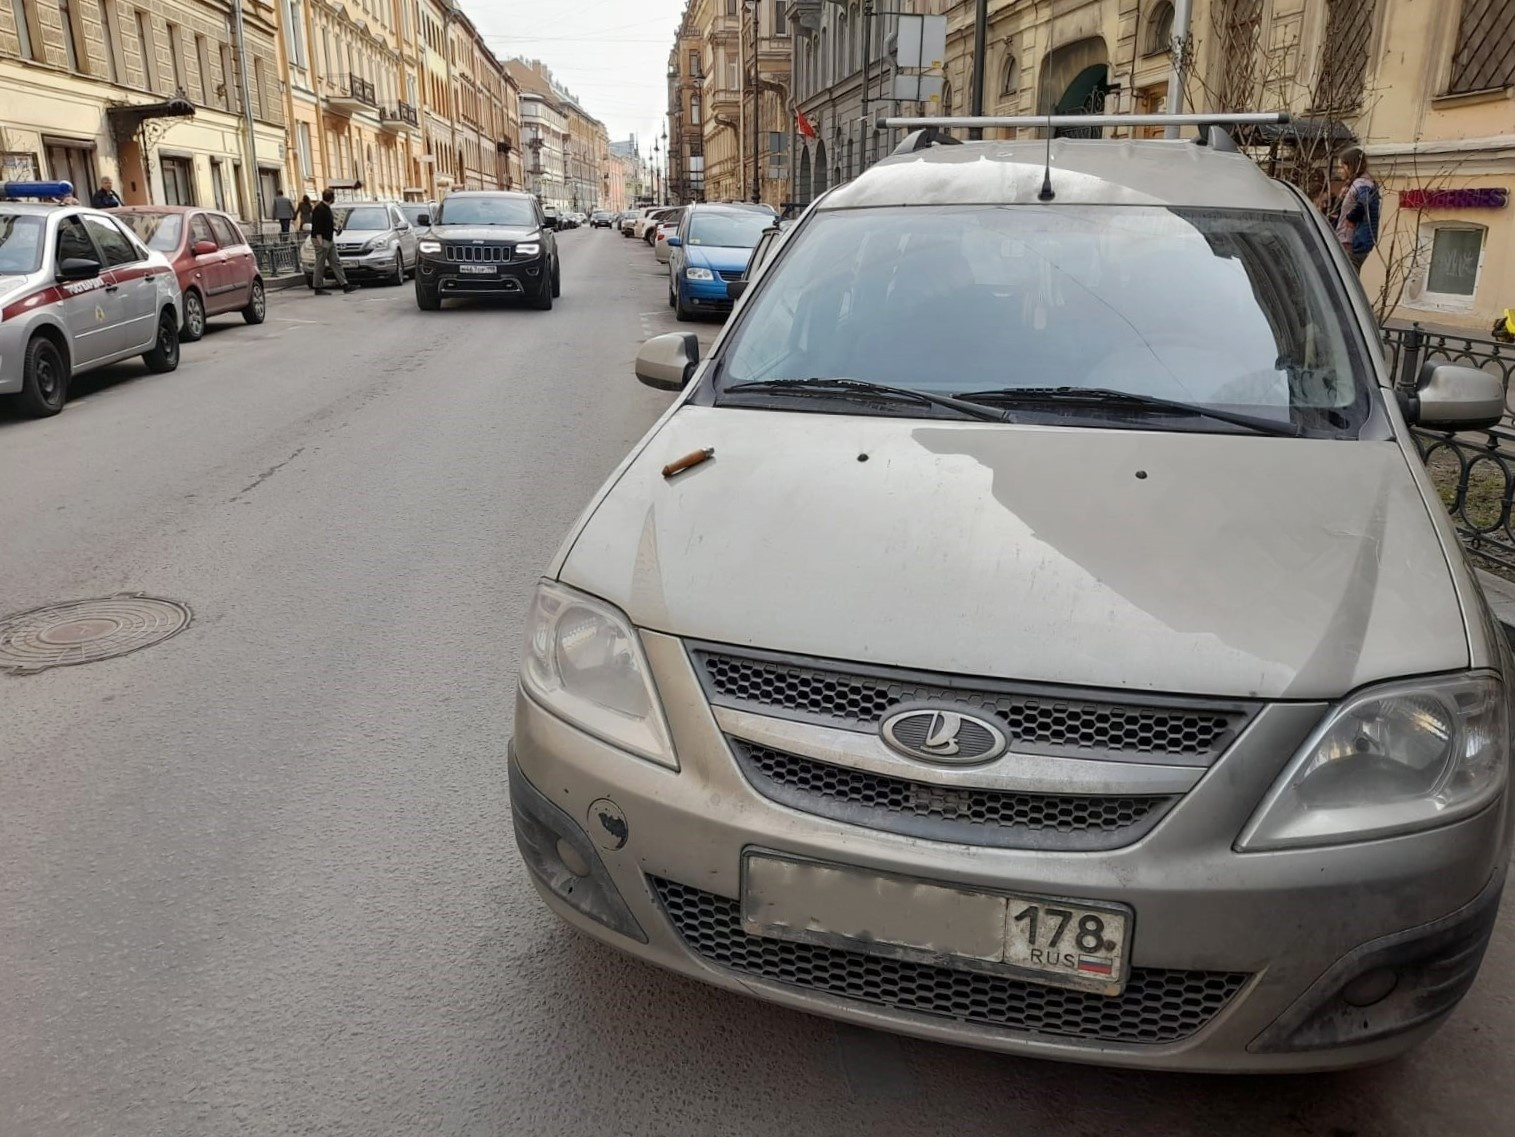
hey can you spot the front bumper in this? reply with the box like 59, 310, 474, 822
301, 247, 401, 278
509, 630, 1509, 1072
0, 323, 28, 394
416, 255, 547, 295
678, 275, 734, 314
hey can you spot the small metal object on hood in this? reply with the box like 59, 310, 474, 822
662, 447, 715, 479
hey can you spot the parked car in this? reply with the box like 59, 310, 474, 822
724, 222, 785, 299
542, 205, 564, 232
0, 196, 182, 416
510, 117, 1513, 1073
298, 201, 419, 287
634, 208, 673, 243
652, 208, 687, 264
591, 211, 614, 228
619, 209, 644, 237
398, 202, 436, 229
412, 190, 560, 311
666, 204, 772, 320
114, 205, 265, 341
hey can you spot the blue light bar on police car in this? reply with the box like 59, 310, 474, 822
1, 181, 74, 200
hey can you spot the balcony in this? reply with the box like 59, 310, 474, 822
379, 102, 418, 134
496, 136, 513, 155
325, 74, 377, 115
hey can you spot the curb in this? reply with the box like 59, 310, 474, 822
1475, 569, 1515, 642
264, 275, 307, 293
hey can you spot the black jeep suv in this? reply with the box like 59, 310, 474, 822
413, 191, 561, 311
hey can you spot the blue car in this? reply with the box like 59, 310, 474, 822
668, 205, 774, 321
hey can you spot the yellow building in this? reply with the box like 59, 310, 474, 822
1, 0, 285, 223
689, 0, 742, 201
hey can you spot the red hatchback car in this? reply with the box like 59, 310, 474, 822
113, 206, 266, 341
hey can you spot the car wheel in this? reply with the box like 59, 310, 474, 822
142, 309, 181, 373
390, 255, 405, 287
415, 281, 441, 311
181, 290, 206, 342
668, 282, 676, 309
241, 279, 266, 325
16, 335, 67, 417
531, 270, 554, 310
674, 286, 693, 322
551, 259, 561, 298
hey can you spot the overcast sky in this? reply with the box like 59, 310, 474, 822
468, 0, 690, 148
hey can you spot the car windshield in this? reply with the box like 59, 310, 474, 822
686, 212, 769, 248
717, 205, 1370, 434
436, 196, 537, 226
0, 214, 45, 273
334, 206, 390, 231
115, 212, 182, 252
399, 204, 429, 225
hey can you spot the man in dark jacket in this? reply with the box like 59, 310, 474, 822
90, 177, 122, 209
309, 189, 358, 295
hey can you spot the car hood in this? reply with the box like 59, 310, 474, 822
335, 226, 392, 239
426, 225, 539, 242
559, 407, 1468, 700
686, 245, 756, 272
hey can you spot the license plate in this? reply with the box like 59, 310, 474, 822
459, 264, 496, 275
741, 853, 1132, 995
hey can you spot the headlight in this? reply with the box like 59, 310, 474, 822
1238, 673, 1508, 850
521, 581, 676, 768
361, 236, 385, 252
515, 242, 541, 257
685, 266, 714, 281
418, 239, 442, 254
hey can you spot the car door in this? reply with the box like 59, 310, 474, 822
207, 213, 254, 312
188, 212, 230, 304
670, 213, 688, 286
52, 214, 117, 365
390, 205, 417, 269
84, 214, 158, 354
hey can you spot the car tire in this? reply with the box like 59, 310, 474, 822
241, 279, 266, 325
668, 282, 676, 309
674, 287, 693, 322
142, 309, 181, 373
551, 259, 561, 298
390, 256, 405, 287
16, 335, 68, 417
531, 270, 554, 310
181, 289, 206, 342
415, 281, 441, 311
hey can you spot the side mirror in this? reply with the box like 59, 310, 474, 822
1409, 363, 1506, 431
416, 213, 431, 226
726, 280, 748, 302
192, 240, 218, 256
667, 235, 683, 248
543, 216, 559, 230
56, 256, 102, 281
635, 332, 700, 391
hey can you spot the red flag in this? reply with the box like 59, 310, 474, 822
796, 110, 817, 139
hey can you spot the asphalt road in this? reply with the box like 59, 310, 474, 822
1, 228, 1511, 1137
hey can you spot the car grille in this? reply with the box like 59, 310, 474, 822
444, 243, 512, 262
336, 242, 366, 255
731, 740, 1175, 849
651, 877, 1249, 1045
692, 646, 1253, 765
718, 270, 744, 282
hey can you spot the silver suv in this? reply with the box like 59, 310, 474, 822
299, 200, 419, 287
509, 115, 1511, 1072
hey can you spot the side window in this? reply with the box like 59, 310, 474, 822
208, 215, 242, 247
84, 216, 141, 267
190, 214, 217, 248
55, 216, 96, 264
391, 207, 406, 228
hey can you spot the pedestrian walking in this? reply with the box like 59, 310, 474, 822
296, 193, 314, 232
273, 190, 295, 234
1335, 147, 1380, 275
309, 190, 358, 295
90, 177, 122, 209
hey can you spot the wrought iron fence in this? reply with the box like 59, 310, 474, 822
246, 234, 303, 279
1384, 324, 1515, 571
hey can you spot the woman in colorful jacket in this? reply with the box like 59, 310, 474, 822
1335, 147, 1380, 275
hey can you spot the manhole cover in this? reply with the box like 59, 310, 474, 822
0, 595, 191, 673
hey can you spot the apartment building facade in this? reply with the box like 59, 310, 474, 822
0, 0, 285, 220
507, 57, 608, 212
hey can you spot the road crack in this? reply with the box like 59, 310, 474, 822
232, 447, 306, 501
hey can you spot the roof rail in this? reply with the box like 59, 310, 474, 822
875, 112, 1288, 134
891, 127, 965, 156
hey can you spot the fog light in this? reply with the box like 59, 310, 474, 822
556, 837, 590, 878
1341, 968, 1398, 1007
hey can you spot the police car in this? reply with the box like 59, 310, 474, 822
0, 181, 183, 417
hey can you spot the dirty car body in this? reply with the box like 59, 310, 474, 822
509, 131, 1514, 1072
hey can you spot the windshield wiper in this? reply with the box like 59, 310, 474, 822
724, 377, 1008, 423
953, 386, 1303, 437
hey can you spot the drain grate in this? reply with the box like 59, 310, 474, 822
0, 595, 191, 673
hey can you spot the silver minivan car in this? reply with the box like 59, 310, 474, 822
509, 117, 1511, 1072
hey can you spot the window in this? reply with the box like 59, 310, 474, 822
1411, 224, 1486, 309
10, 0, 37, 60
99, 1, 120, 81
1000, 52, 1018, 96
1146, 1, 1175, 55
208, 214, 242, 248
1313, 0, 1374, 113
134, 9, 156, 91
210, 160, 227, 211
689, 49, 700, 77
45, 141, 97, 200
160, 156, 195, 205
194, 34, 210, 103
767, 132, 788, 179
55, 216, 95, 264
253, 56, 266, 118
231, 161, 245, 217
297, 122, 313, 182
285, 0, 306, 69
189, 212, 215, 246
84, 215, 140, 266
1448, 0, 1515, 94
690, 94, 701, 125
58, 0, 86, 72
726, 0, 736, 14
166, 23, 184, 93
220, 43, 235, 107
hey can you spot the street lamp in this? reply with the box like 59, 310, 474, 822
652, 137, 661, 206
660, 125, 668, 205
